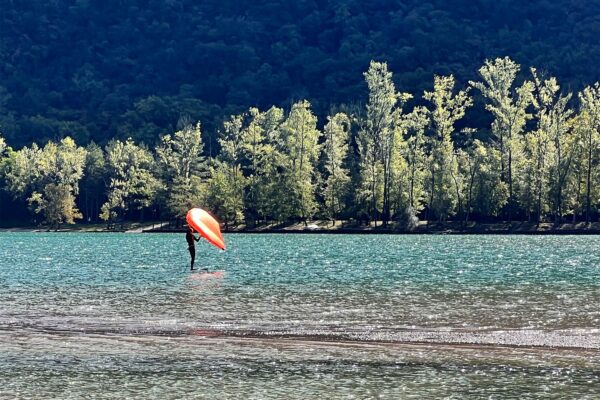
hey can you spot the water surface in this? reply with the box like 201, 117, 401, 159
1, 233, 598, 398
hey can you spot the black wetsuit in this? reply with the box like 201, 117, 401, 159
186, 231, 198, 270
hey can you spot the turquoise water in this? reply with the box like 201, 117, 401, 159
0, 233, 598, 398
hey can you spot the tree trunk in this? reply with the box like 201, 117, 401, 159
585, 135, 592, 223
409, 157, 415, 209
428, 168, 435, 223
465, 165, 475, 223
508, 149, 513, 222
450, 164, 462, 223
555, 130, 563, 223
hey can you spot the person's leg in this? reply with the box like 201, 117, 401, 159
189, 246, 195, 270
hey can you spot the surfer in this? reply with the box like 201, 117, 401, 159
186, 225, 201, 270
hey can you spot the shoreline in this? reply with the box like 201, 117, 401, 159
136, 219, 600, 235
1, 221, 599, 234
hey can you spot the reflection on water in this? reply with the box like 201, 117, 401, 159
0, 233, 599, 398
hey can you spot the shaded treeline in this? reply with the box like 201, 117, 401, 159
0, 58, 599, 228
2, 1, 600, 150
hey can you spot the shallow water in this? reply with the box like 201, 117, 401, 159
0, 233, 598, 398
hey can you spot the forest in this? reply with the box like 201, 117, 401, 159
2, 1, 600, 149
1, 58, 599, 228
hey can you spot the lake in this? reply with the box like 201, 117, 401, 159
0, 233, 598, 398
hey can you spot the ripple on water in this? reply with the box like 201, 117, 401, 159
0, 233, 599, 397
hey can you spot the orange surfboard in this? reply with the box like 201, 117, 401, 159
186, 208, 226, 250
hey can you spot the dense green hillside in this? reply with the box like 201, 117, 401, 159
1, 0, 600, 148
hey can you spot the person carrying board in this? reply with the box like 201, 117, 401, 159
186, 225, 201, 270
184, 208, 226, 272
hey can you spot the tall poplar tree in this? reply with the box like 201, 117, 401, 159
233, 107, 286, 225
470, 57, 534, 220
206, 115, 246, 227
387, 111, 413, 225
403, 107, 429, 213
101, 138, 159, 223
578, 83, 600, 222
80, 142, 106, 222
0, 134, 7, 186
321, 112, 351, 224
359, 61, 412, 225
424, 75, 472, 221
155, 123, 205, 218
239, 108, 267, 224
460, 140, 507, 221
280, 100, 321, 223
530, 70, 574, 222
245, 106, 286, 224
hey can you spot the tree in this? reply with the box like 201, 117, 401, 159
470, 57, 534, 220
402, 107, 429, 217
387, 111, 413, 226
529, 69, 574, 223
4, 137, 86, 227
424, 75, 473, 221
461, 140, 508, 221
205, 114, 247, 226
4, 143, 41, 199
359, 61, 412, 225
321, 112, 351, 224
0, 133, 9, 183
356, 111, 383, 225
80, 142, 106, 222
28, 184, 82, 227
0, 134, 13, 222
206, 161, 245, 228
578, 83, 600, 223
155, 122, 206, 218
279, 100, 321, 223
101, 138, 159, 223
241, 107, 285, 225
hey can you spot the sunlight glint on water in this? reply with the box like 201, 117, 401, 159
0, 233, 598, 398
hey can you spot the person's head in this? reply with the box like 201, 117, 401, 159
187, 225, 193, 233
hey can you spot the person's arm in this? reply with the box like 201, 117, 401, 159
195, 234, 200, 242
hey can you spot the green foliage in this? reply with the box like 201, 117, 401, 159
3, 137, 86, 226
1, 58, 599, 226
355, 62, 411, 224
29, 184, 83, 227
321, 113, 351, 222
4, 144, 43, 198
0, 133, 12, 177
470, 57, 534, 219
241, 107, 284, 224
527, 70, 574, 222
424, 75, 473, 221
165, 176, 206, 219
402, 107, 429, 212
205, 115, 248, 226
101, 138, 159, 221
279, 100, 321, 222
156, 123, 205, 218
462, 140, 508, 219
3, 1, 600, 149
577, 83, 600, 222
360, 61, 413, 224
80, 142, 106, 222
206, 161, 245, 227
